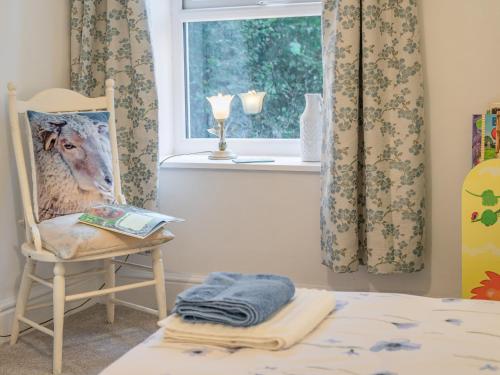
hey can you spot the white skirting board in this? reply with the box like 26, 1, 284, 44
0, 266, 331, 344
116, 268, 331, 312
0, 276, 101, 343
113, 270, 203, 311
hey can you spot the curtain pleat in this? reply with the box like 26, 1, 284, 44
321, 0, 425, 274
70, 0, 159, 208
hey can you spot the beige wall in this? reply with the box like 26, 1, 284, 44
0, 1, 72, 335
1, 0, 500, 333
420, 0, 500, 295
155, 0, 500, 299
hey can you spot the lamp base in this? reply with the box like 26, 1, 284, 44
208, 150, 237, 160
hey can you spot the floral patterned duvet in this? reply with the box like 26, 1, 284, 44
101, 292, 500, 375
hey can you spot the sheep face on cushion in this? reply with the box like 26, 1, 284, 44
27, 111, 116, 221
41, 119, 114, 197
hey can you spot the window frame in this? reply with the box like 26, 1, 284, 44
171, 0, 323, 156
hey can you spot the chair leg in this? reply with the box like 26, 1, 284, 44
52, 262, 65, 375
152, 248, 167, 320
104, 259, 115, 323
10, 258, 35, 345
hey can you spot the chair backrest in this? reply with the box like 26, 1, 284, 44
7, 79, 124, 251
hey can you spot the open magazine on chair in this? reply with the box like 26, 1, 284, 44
78, 204, 184, 239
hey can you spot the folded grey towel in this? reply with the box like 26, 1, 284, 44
174, 272, 295, 327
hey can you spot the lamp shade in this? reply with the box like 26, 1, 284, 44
238, 90, 266, 114
207, 93, 234, 120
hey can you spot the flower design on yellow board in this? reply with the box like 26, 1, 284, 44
471, 271, 500, 300
467, 189, 500, 226
470, 209, 499, 226
466, 189, 500, 206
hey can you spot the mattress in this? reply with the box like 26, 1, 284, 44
100, 292, 500, 375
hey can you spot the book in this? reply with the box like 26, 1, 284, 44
493, 105, 500, 156
472, 114, 482, 167
483, 113, 498, 161
472, 111, 499, 168
78, 204, 184, 239
232, 157, 275, 164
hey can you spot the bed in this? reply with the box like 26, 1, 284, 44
100, 291, 500, 375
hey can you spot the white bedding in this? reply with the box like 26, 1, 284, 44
101, 292, 500, 375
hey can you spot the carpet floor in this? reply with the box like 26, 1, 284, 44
0, 304, 158, 375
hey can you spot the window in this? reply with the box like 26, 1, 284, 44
172, 0, 323, 155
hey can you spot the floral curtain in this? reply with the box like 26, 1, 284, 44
70, 0, 159, 208
321, 0, 425, 274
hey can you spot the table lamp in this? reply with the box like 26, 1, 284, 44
206, 93, 236, 160
238, 90, 266, 115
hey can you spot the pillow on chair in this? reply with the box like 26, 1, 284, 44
37, 213, 174, 259
26, 111, 116, 221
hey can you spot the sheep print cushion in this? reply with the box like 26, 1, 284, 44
27, 111, 116, 221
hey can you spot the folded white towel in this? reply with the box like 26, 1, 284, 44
158, 288, 335, 350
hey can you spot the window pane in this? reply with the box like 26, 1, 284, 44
183, 0, 320, 10
185, 16, 322, 139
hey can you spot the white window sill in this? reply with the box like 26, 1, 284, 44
160, 155, 320, 173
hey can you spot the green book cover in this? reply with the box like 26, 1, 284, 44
484, 114, 498, 161
79, 204, 183, 239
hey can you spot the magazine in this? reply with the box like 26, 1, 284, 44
78, 204, 184, 239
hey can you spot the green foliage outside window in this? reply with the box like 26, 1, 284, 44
185, 16, 323, 139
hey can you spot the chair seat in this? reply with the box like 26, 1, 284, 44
31, 213, 174, 260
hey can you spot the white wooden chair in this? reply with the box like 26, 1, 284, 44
7, 80, 170, 375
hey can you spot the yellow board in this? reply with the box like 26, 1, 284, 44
462, 159, 500, 300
